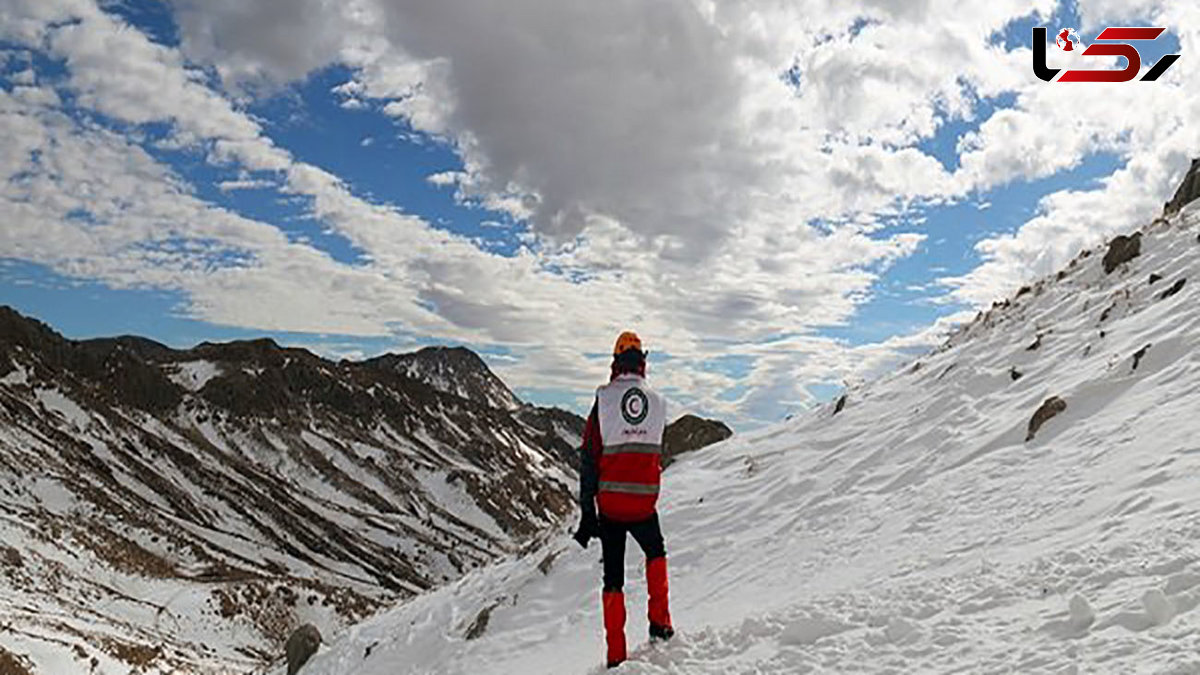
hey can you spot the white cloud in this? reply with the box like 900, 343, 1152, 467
169, 0, 373, 93
426, 171, 463, 187
217, 178, 276, 192
5, 0, 1199, 426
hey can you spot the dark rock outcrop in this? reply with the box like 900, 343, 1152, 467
833, 395, 848, 415
0, 307, 181, 413
1027, 396, 1068, 442
663, 415, 733, 467
286, 624, 321, 675
465, 603, 498, 641
516, 404, 586, 469
0, 647, 33, 675
365, 346, 520, 411
1132, 344, 1152, 372
1159, 278, 1186, 300
1102, 233, 1142, 274
1163, 158, 1200, 216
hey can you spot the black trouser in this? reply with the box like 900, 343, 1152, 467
599, 512, 666, 592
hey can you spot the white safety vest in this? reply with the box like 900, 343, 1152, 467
596, 374, 666, 464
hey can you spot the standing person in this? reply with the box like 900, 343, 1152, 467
573, 331, 674, 669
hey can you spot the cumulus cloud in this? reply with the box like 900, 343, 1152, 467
169, 0, 372, 92
5, 0, 1199, 426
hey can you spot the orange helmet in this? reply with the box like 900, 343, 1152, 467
613, 331, 642, 356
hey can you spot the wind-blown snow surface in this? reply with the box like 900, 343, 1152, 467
302, 208, 1200, 674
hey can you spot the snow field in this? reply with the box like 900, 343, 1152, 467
301, 209, 1200, 674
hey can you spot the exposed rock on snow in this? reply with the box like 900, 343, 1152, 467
1131, 344, 1152, 371
1103, 233, 1142, 274
365, 347, 521, 412
0, 646, 34, 675
0, 546, 21, 568
663, 415, 733, 467
464, 602, 498, 641
1158, 277, 1186, 300
833, 394, 847, 415
1026, 396, 1067, 441
286, 624, 321, 675
1163, 157, 1200, 216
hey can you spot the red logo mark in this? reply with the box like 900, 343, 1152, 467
1033, 27, 1179, 83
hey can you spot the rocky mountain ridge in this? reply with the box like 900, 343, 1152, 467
364, 347, 522, 412
0, 306, 582, 673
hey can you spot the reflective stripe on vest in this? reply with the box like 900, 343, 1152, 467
598, 481, 661, 495
595, 375, 666, 521
601, 442, 662, 456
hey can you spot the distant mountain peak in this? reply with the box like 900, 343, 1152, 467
366, 345, 521, 411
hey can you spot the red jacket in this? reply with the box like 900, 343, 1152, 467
579, 373, 666, 522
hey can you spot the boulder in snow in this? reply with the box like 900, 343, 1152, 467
1102, 233, 1142, 274
833, 395, 848, 415
1132, 344, 1152, 372
0, 647, 33, 675
465, 605, 493, 641
286, 624, 322, 675
1163, 157, 1200, 216
1026, 396, 1067, 442
0, 546, 22, 568
1159, 278, 1186, 300
663, 414, 734, 466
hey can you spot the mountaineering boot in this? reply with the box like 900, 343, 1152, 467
649, 622, 674, 642
646, 556, 674, 641
603, 589, 627, 668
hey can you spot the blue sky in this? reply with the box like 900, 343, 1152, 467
0, 0, 1194, 426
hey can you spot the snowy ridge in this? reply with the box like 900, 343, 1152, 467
302, 207, 1200, 673
0, 319, 582, 674
367, 347, 522, 412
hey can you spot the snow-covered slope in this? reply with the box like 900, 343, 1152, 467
302, 206, 1200, 674
0, 321, 581, 674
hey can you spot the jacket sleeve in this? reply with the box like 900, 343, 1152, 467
578, 400, 601, 507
